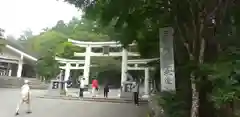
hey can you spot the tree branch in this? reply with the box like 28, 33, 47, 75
186, 0, 197, 37
174, 16, 193, 58
206, 0, 223, 20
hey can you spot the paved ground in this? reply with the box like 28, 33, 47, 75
46, 88, 148, 99
67, 88, 119, 96
0, 88, 148, 117
66, 88, 124, 98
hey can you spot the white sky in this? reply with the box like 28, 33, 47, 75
0, 0, 82, 38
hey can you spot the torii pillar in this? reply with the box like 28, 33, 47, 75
64, 63, 71, 91
121, 48, 128, 85
142, 67, 150, 98
17, 54, 23, 77
120, 48, 128, 96
83, 45, 91, 85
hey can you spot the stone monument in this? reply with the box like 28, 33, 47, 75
120, 72, 135, 98
46, 70, 66, 96
159, 27, 176, 91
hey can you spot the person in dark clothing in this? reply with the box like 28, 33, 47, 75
132, 81, 140, 106
104, 83, 109, 98
66, 77, 72, 88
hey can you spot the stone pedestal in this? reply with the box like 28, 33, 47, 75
120, 81, 134, 98
46, 80, 66, 96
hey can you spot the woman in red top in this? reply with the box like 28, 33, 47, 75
92, 78, 98, 97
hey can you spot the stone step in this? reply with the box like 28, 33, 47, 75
37, 95, 149, 104
0, 77, 49, 89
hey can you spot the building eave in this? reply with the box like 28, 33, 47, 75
6, 45, 37, 61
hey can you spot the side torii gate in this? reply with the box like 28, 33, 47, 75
127, 58, 157, 98
55, 57, 85, 81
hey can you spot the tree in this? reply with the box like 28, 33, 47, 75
36, 50, 60, 81
52, 20, 70, 35
18, 29, 34, 41
25, 30, 67, 56
64, 0, 240, 117
56, 42, 81, 58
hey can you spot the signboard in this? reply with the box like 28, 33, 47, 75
50, 80, 66, 89
124, 83, 133, 92
159, 27, 176, 91
52, 81, 59, 89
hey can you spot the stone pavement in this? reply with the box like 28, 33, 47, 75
0, 88, 148, 117
40, 88, 148, 103
66, 88, 121, 98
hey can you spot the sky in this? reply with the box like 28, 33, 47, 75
0, 0, 82, 38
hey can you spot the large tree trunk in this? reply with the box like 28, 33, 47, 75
191, 28, 205, 117
174, 34, 192, 117
199, 33, 219, 117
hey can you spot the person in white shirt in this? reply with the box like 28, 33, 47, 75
79, 77, 85, 97
15, 80, 32, 116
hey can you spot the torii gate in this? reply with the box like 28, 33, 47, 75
55, 56, 157, 98
67, 38, 139, 86
55, 39, 158, 97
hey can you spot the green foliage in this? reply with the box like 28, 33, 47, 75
25, 30, 67, 56
206, 5, 240, 110
64, 0, 240, 116
200, 61, 240, 109
25, 17, 111, 58
65, 0, 161, 57
158, 91, 188, 117
36, 50, 60, 81
56, 42, 80, 58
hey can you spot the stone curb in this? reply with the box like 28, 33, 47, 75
36, 95, 149, 104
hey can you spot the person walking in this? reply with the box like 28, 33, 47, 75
15, 80, 32, 116
92, 78, 98, 97
104, 82, 109, 98
132, 81, 140, 106
79, 77, 85, 98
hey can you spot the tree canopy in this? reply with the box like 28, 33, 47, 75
64, 0, 240, 117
